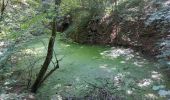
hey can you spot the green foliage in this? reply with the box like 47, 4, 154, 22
116, 0, 146, 21
0, 0, 44, 40
12, 0, 40, 7
60, 0, 107, 15
61, 0, 110, 41
60, 0, 81, 15
60, 0, 147, 41
65, 10, 90, 35
21, 13, 46, 30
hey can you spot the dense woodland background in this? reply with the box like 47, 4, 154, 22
0, 0, 170, 99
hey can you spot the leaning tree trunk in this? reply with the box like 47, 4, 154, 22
31, 18, 57, 93
31, 0, 61, 93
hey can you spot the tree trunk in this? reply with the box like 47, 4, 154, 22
31, 18, 56, 93
31, 0, 61, 93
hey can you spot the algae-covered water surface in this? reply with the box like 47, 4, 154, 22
17, 37, 170, 100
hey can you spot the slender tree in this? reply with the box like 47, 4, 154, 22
31, 0, 61, 93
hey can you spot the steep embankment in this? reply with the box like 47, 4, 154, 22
66, 0, 170, 68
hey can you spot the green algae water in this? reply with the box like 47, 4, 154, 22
18, 36, 170, 100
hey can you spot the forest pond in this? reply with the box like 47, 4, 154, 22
15, 37, 170, 100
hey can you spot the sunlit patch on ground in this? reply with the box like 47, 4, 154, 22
100, 47, 134, 60
113, 73, 125, 87
99, 64, 108, 69
0, 41, 11, 56
137, 79, 152, 87
0, 41, 5, 46
120, 61, 126, 64
144, 93, 158, 99
151, 71, 163, 80
126, 90, 133, 95
21, 47, 45, 55
133, 61, 145, 67
51, 94, 63, 100
99, 64, 113, 73
62, 44, 70, 47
